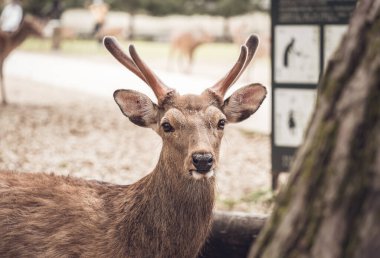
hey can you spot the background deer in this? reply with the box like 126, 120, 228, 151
0, 15, 44, 105
168, 28, 213, 73
0, 35, 266, 257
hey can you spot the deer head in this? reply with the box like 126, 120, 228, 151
104, 35, 266, 180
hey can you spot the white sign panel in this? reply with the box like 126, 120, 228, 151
274, 88, 317, 147
324, 25, 348, 67
274, 25, 320, 84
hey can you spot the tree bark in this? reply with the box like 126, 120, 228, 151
249, 1, 380, 258
198, 211, 267, 258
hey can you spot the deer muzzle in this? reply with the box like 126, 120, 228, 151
192, 153, 213, 173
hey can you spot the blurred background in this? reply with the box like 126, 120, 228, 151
0, 0, 272, 214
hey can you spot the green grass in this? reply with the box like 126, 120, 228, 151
216, 188, 274, 213
20, 38, 239, 62
20, 38, 111, 56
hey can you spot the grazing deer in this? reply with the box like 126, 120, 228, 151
0, 35, 266, 257
168, 29, 213, 73
95, 26, 124, 43
0, 15, 44, 105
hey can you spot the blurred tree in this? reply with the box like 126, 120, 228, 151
18, 0, 269, 17
139, 0, 185, 15
107, 0, 144, 39
135, 0, 268, 39
17, 0, 269, 40
136, 0, 268, 16
204, 0, 254, 16
22, 0, 82, 17
45, 0, 64, 20
204, 0, 257, 40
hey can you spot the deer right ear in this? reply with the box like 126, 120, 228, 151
222, 84, 266, 123
114, 89, 158, 128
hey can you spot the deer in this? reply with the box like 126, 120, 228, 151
95, 26, 125, 44
0, 34, 266, 257
0, 15, 44, 105
168, 29, 213, 73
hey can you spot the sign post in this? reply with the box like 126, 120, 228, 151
271, 0, 357, 189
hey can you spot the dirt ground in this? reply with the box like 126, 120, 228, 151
0, 76, 273, 214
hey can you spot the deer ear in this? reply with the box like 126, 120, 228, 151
222, 84, 266, 123
114, 89, 158, 128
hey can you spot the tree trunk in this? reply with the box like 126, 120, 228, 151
51, 25, 62, 51
0, 61, 6, 105
249, 1, 380, 258
198, 212, 267, 258
128, 13, 135, 40
222, 17, 231, 42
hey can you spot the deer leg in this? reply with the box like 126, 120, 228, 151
177, 51, 184, 72
0, 63, 6, 105
167, 47, 174, 71
185, 52, 194, 74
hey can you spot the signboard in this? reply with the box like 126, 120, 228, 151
274, 88, 317, 147
271, 0, 356, 183
274, 26, 320, 84
324, 25, 349, 67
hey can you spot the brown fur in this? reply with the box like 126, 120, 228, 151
168, 30, 213, 73
0, 36, 266, 257
0, 166, 214, 257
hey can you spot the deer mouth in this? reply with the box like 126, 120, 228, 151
189, 170, 215, 180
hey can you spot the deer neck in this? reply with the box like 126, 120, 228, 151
9, 25, 30, 51
116, 149, 215, 257
148, 148, 215, 215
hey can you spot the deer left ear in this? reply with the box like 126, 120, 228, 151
222, 84, 266, 123
114, 89, 158, 128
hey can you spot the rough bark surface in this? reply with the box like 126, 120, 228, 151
249, 1, 380, 258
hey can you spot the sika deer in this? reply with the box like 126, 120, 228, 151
0, 35, 266, 257
0, 15, 44, 104
168, 29, 213, 73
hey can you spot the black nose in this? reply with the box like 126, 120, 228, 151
192, 153, 213, 173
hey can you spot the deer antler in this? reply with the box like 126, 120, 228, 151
103, 36, 175, 103
207, 35, 259, 98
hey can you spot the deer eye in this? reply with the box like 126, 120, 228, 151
217, 119, 226, 130
161, 122, 174, 133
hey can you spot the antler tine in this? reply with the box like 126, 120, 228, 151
208, 35, 259, 98
129, 45, 174, 102
208, 45, 248, 97
103, 36, 148, 83
240, 35, 259, 77
104, 36, 174, 102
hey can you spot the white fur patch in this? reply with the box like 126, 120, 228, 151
192, 170, 214, 180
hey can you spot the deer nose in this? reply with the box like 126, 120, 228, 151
192, 153, 213, 173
